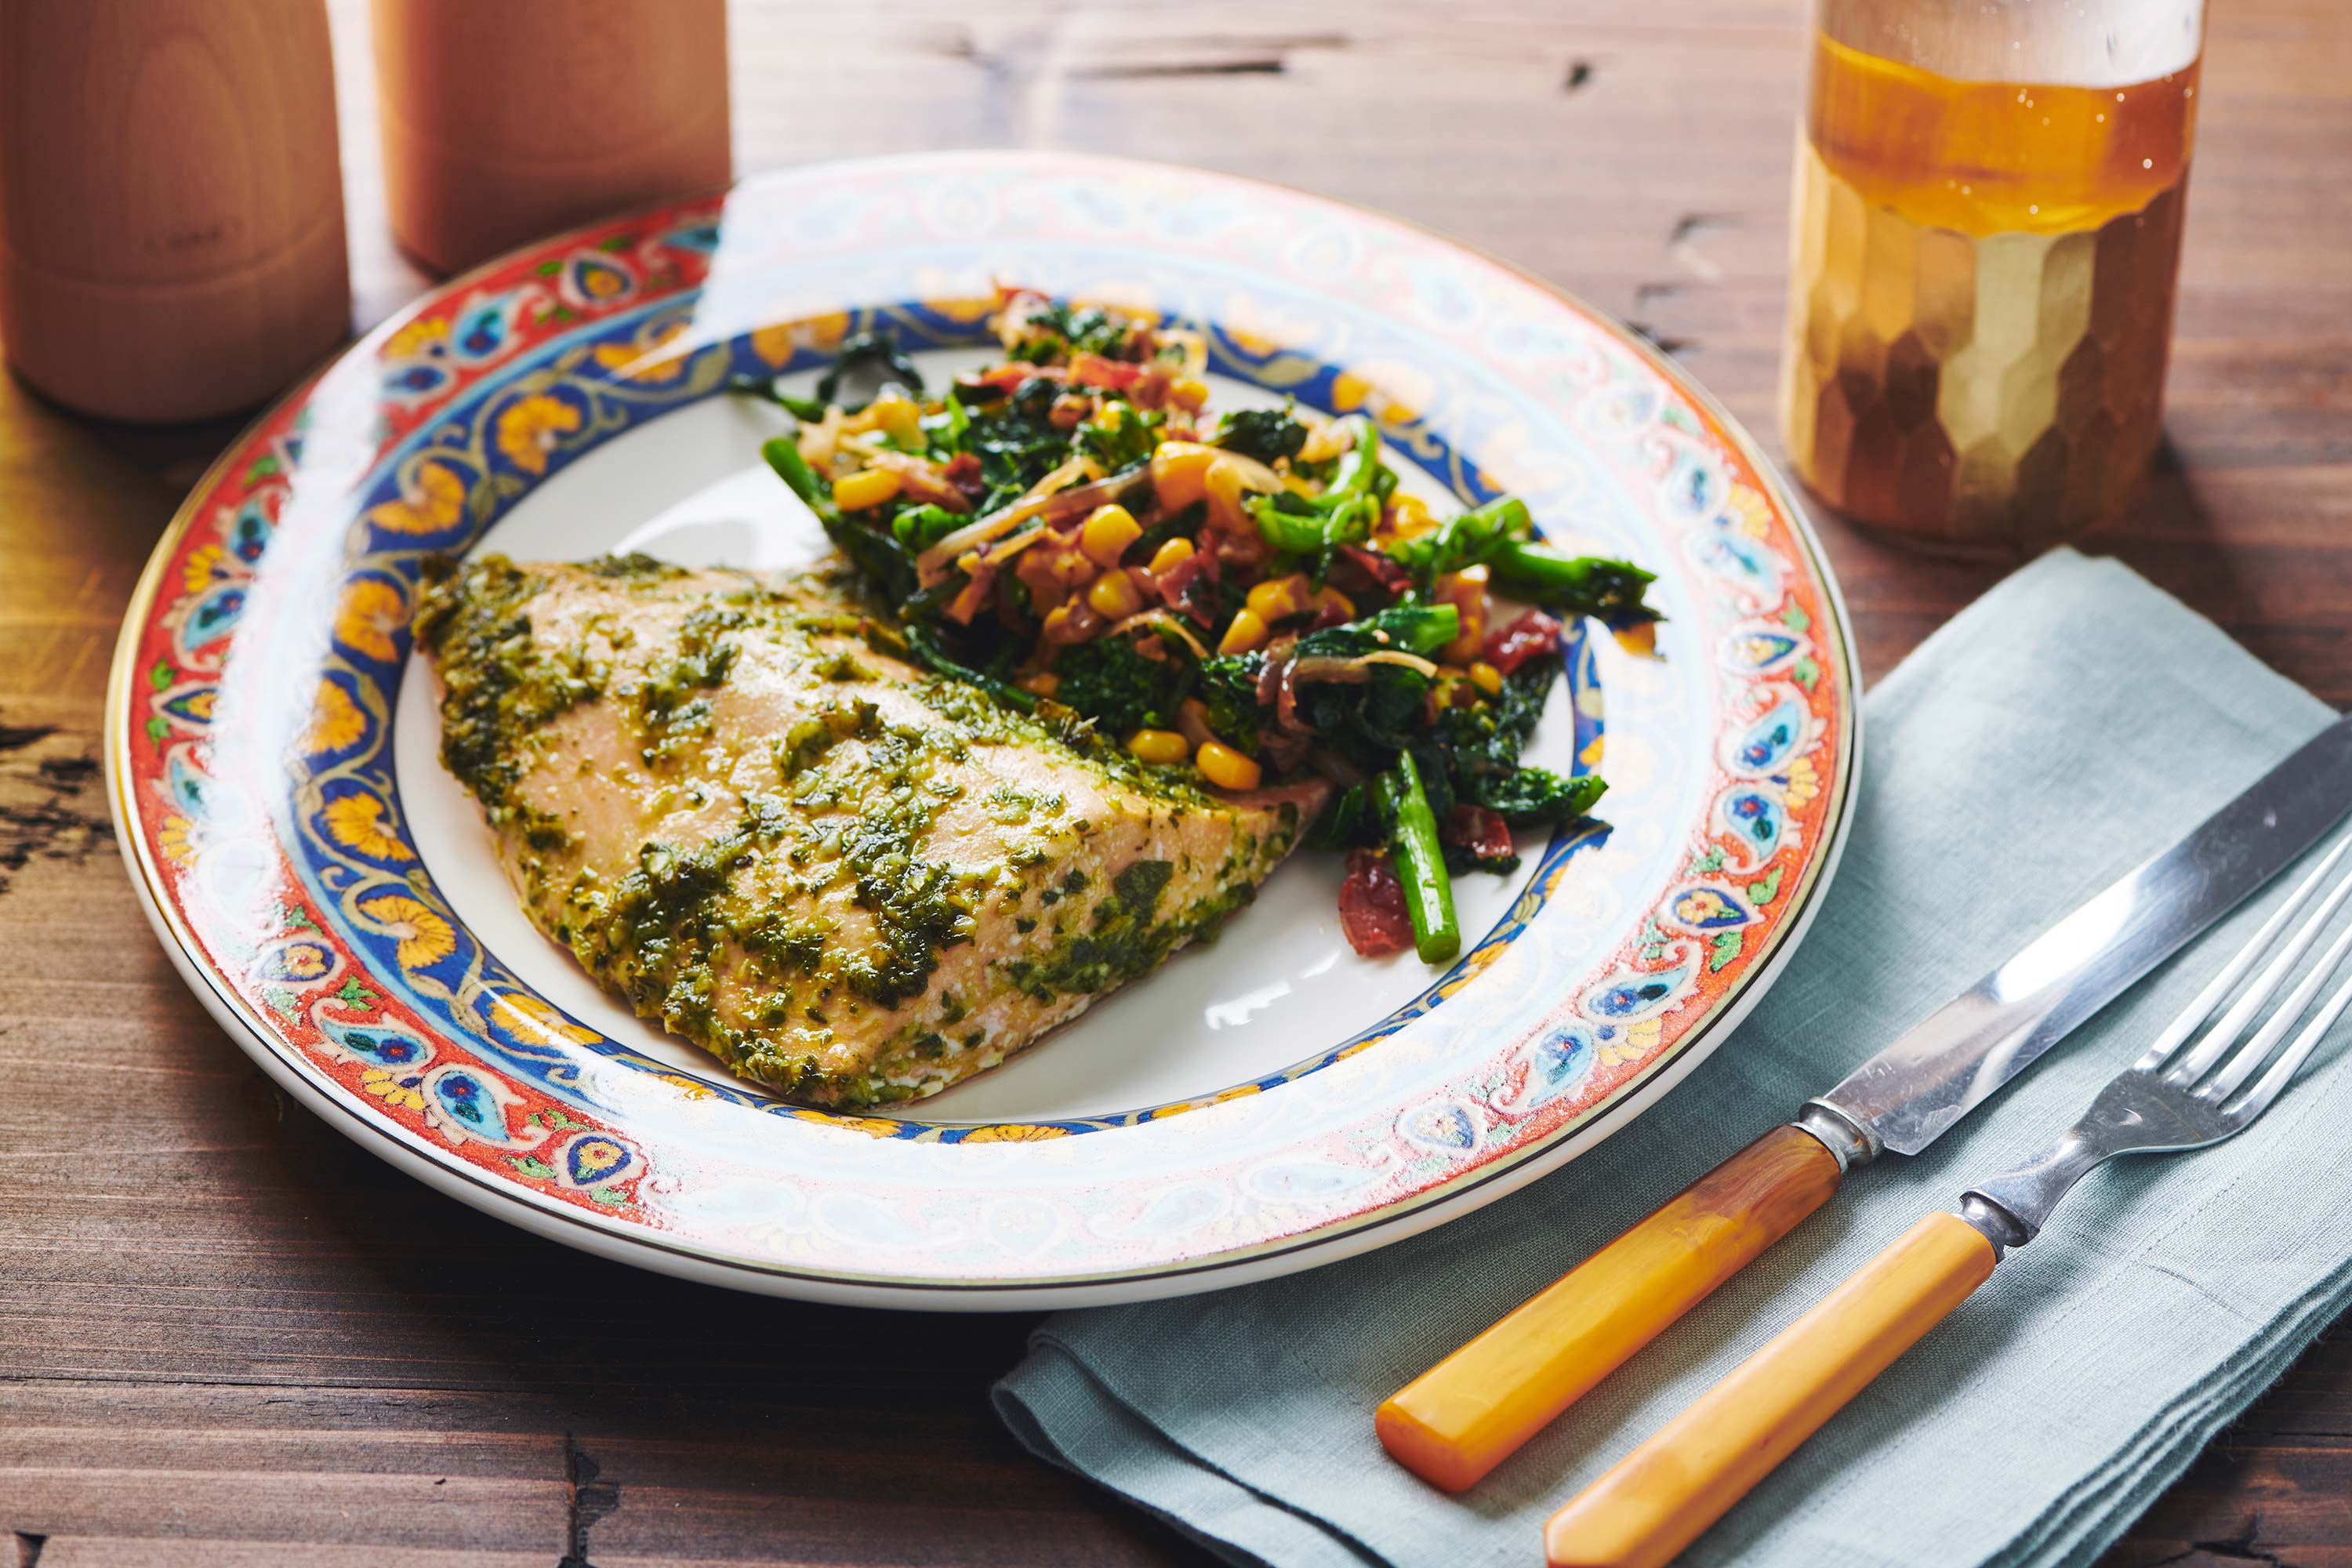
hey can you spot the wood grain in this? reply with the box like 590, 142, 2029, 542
2, 0, 2347, 1564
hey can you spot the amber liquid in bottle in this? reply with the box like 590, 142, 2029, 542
1782, 34, 2199, 548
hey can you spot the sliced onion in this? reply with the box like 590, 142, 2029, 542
1106, 609, 1208, 662
1353, 650, 1440, 677
916, 455, 1099, 583
1276, 655, 1315, 734
981, 525, 1056, 567
1175, 698, 1219, 752
1287, 655, 1373, 686
1036, 463, 1153, 525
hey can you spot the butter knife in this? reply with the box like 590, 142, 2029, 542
1378, 712, 2352, 1492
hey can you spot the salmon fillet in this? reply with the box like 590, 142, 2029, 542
413, 553, 1324, 1107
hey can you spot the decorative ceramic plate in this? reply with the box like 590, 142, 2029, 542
107, 153, 1857, 1308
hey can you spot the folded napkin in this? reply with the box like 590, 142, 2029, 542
995, 548, 2350, 1568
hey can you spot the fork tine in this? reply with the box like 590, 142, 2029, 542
2135, 835, 2352, 1075
2201, 913, 2352, 1102
2231, 959, 2352, 1122
2161, 840, 2352, 1084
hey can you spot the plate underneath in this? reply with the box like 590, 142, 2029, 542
107, 152, 1857, 1305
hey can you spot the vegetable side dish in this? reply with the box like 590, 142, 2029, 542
741, 290, 1659, 964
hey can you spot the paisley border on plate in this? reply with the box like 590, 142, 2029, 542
104, 152, 1857, 1294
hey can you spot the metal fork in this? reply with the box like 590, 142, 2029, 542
1542, 835, 2352, 1568
1961, 833, 2352, 1250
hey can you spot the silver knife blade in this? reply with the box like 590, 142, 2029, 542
1811, 711, 2352, 1158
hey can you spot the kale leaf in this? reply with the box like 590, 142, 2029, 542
1075, 402, 1163, 471
1427, 658, 1606, 825
1195, 653, 1265, 756
960, 376, 1074, 514
1210, 408, 1308, 465
1052, 637, 1192, 735
815, 330, 925, 411
1011, 301, 1135, 361
1459, 766, 1606, 825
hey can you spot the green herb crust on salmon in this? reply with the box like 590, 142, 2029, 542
415, 551, 1323, 1106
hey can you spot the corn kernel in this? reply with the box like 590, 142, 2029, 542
1218, 607, 1270, 655
1080, 503, 1144, 567
1468, 660, 1504, 695
869, 389, 924, 447
1149, 441, 1220, 513
1018, 671, 1061, 698
1435, 566, 1489, 663
1196, 741, 1262, 792
1170, 377, 1210, 412
1246, 572, 1308, 621
1204, 455, 1256, 532
1148, 536, 1196, 575
1388, 492, 1436, 538
1313, 586, 1357, 620
833, 467, 902, 511
1088, 569, 1144, 620
1042, 604, 1076, 642
1126, 728, 1191, 765
1296, 416, 1348, 464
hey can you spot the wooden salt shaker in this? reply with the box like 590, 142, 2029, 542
371, 0, 731, 276
0, 0, 351, 425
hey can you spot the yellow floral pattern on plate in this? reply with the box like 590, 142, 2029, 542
493, 394, 583, 476
334, 579, 408, 663
359, 893, 456, 971
323, 794, 411, 862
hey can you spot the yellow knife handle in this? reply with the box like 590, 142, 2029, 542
1376, 1123, 1846, 1492
1542, 1211, 1998, 1568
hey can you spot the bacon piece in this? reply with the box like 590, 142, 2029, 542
1069, 352, 1142, 391
1256, 636, 1297, 708
958, 363, 1063, 397
1126, 365, 1174, 410
1335, 544, 1413, 597
1483, 609, 1564, 676
1339, 850, 1412, 957
942, 566, 996, 626
1443, 804, 1515, 862
1014, 543, 1068, 613
862, 450, 973, 513
1156, 546, 1223, 630
941, 451, 986, 502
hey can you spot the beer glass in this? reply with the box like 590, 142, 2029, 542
1780, 0, 2205, 550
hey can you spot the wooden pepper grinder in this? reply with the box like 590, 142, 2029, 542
0, 0, 352, 425
371, 0, 731, 277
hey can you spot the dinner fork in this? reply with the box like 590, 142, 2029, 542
1542, 834, 2352, 1568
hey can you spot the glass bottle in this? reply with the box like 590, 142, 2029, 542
1780, 0, 2205, 550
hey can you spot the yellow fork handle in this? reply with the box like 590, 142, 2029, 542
1376, 1123, 1844, 1492
1543, 1211, 1998, 1568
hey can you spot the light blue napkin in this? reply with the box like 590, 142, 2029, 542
994, 548, 2351, 1568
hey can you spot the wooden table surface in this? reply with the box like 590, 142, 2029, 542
5, 2, 2348, 1564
